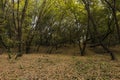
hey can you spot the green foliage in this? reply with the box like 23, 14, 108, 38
0, 0, 120, 53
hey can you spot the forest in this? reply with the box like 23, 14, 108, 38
0, 0, 120, 79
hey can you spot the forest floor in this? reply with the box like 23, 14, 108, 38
0, 46, 120, 80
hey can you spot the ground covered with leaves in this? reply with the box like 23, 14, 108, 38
0, 53, 120, 80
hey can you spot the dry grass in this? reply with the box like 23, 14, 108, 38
0, 46, 120, 80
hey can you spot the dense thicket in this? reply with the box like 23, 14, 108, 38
0, 0, 120, 60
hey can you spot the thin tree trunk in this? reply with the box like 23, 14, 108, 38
112, 0, 120, 43
104, 0, 120, 43
16, 0, 29, 59
26, 35, 34, 53
82, 0, 116, 60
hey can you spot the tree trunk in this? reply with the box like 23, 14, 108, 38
82, 0, 116, 60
